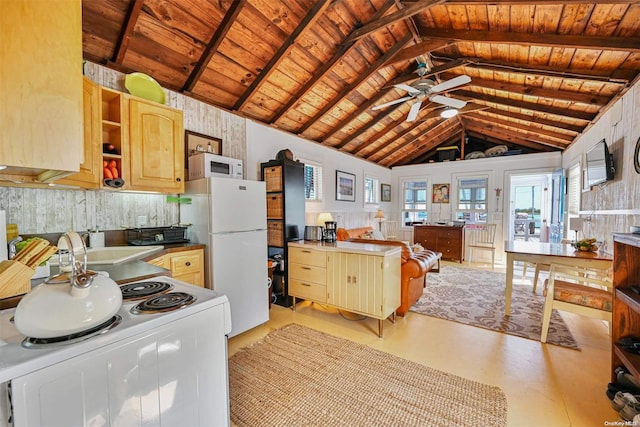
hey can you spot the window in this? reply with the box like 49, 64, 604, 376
304, 161, 323, 201
456, 177, 488, 223
402, 179, 428, 226
567, 163, 581, 216
364, 176, 379, 204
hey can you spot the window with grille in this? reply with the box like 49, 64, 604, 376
456, 177, 488, 223
401, 179, 428, 226
364, 176, 379, 204
303, 161, 323, 201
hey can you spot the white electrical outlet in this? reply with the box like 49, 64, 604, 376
136, 215, 148, 228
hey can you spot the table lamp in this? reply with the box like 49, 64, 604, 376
317, 212, 334, 226
569, 217, 584, 242
374, 209, 385, 231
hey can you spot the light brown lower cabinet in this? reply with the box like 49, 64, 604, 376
147, 248, 204, 287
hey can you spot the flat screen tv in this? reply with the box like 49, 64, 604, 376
585, 139, 614, 187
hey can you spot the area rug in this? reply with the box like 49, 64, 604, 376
229, 324, 507, 427
410, 265, 579, 349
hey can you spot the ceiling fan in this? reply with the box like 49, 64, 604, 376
373, 63, 471, 122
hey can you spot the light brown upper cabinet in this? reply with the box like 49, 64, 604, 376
57, 77, 102, 188
128, 98, 184, 194
0, 1, 83, 183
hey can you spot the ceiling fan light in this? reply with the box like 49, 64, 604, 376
440, 108, 458, 118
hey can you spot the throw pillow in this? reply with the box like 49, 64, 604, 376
360, 231, 374, 239
412, 243, 424, 253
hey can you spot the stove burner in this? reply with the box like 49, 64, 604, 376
130, 292, 197, 315
22, 315, 122, 349
120, 281, 174, 301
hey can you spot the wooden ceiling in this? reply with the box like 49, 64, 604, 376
81, 0, 640, 167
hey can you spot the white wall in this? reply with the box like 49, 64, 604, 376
246, 120, 393, 229
390, 152, 562, 262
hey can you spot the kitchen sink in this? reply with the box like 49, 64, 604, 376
49, 245, 164, 266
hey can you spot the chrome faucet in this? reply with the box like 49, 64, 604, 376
8, 236, 22, 259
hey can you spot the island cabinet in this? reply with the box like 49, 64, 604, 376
0, 0, 83, 183
288, 242, 401, 337
612, 233, 640, 383
413, 224, 465, 262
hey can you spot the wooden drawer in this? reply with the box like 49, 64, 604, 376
264, 165, 283, 192
268, 221, 284, 247
171, 251, 202, 276
289, 247, 327, 268
437, 229, 461, 239
266, 194, 283, 219
289, 278, 326, 303
289, 262, 326, 284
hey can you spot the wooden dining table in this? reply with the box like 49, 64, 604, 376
503, 240, 613, 316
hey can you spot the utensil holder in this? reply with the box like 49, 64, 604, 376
0, 260, 34, 299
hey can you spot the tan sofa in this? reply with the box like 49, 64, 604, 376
336, 226, 441, 316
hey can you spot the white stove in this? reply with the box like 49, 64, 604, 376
0, 276, 232, 427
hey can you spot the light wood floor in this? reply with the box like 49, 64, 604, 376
228, 261, 618, 426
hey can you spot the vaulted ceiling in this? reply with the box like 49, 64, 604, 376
81, 0, 640, 167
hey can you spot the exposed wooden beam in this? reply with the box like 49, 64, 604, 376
366, 117, 445, 161
463, 112, 575, 143
419, 28, 640, 52
111, 0, 144, 64
384, 59, 469, 87
232, 1, 330, 111
383, 39, 455, 66
182, 0, 246, 93
454, 90, 595, 121
362, 118, 431, 159
465, 130, 553, 153
464, 121, 563, 150
391, 126, 463, 167
384, 120, 459, 166
297, 33, 413, 134
320, 89, 395, 143
442, 73, 612, 106
440, 0, 640, 4
343, 0, 446, 44
476, 106, 583, 133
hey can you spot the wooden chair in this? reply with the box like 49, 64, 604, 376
467, 223, 497, 269
540, 263, 613, 343
523, 239, 572, 293
382, 221, 398, 240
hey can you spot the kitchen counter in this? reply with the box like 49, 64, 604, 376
289, 240, 401, 256
0, 244, 206, 309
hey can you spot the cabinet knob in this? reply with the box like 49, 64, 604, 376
185, 261, 191, 267
176, 177, 182, 182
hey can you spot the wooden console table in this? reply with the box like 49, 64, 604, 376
504, 240, 612, 316
287, 241, 401, 337
413, 224, 465, 262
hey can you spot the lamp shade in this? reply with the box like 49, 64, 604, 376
374, 210, 385, 220
569, 217, 584, 231
317, 212, 334, 226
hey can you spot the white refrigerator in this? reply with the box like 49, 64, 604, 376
182, 177, 268, 337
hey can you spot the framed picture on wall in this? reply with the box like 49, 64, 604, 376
381, 183, 391, 202
336, 170, 356, 202
432, 183, 450, 204
184, 130, 222, 165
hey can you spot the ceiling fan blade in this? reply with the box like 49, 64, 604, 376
394, 83, 421, 94
372, 96, 413, 111
431, 75, 471, 93
407, 100, 423, 122
430, 95, 467, 109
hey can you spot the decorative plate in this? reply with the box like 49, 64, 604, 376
465, 151, 485, 160
124, 72, 166, 104
484, 145, 508, 157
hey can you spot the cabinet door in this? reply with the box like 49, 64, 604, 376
57, 78, 101, 188
0, 1, 83, 178
128, 99, 184, 193
328, 253, 383, 317
170, 249, 204, 287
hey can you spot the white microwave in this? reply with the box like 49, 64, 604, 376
188, 153, 243, 180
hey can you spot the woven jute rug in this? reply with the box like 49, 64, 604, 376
411, 265, 579, 349
229, 324, 507, 427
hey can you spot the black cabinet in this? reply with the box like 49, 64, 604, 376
261, 158, 305, 307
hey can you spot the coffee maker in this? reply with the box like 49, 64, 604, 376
323, 221, 337, 242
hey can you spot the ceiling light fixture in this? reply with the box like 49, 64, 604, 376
440, 108, 458, 118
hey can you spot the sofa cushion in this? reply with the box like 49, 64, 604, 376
337, 227, 373, 241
